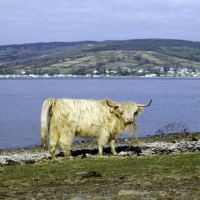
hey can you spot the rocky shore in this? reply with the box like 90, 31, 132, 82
0, 132, 200, 166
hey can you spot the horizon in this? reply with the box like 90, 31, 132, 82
1, 38, 200, 47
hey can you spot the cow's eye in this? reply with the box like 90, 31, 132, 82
121, 109, 124, 114
134, 112, 137, 116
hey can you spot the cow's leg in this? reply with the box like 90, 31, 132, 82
109, 138, 117, 155
49, 125, 59, 158
98, 142, 104, 156
98, 134, 109, 156
59, 123, 76, 158
59, 133, 73, 157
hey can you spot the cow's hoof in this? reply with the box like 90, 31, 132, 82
50, 157, 57, 162
68, 156, 74, 160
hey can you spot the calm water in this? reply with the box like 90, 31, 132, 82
0, 77, 200, 150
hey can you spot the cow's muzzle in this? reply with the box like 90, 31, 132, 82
126, 118, 134, 125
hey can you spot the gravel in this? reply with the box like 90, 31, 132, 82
0, 132, 200, 166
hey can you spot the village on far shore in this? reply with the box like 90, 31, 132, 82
1, 39, 200, 79
1, 66, 200, 78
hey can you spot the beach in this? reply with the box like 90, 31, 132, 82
1, 132, 200, 166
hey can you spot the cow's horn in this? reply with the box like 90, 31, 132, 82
137, 99, 152, 107
106, 98, 119, 108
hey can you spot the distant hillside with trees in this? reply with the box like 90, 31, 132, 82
0, 39, 200, 77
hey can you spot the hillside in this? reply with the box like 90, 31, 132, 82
86, 39, 200, 61
0, 39, 200, 77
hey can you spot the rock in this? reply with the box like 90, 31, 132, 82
118, 151, 128, 156
0, 134, 200, 165
118, 190, 151, 196
118, 151, 135, 156
149, 165, 161, 169
82, 171, 101, 178
0, 158, 7, 165
119, 175, 126, 179
118, 190, 139, 196
192, 137, 198, 141
61, 194, 68, 199
168, 143, 178, 150
71, 197, 87, 200
75, 172, 86, 175
25, 192, 37, 200
6, 159, 19, 166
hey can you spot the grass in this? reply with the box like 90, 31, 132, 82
103, 62, 129, 70
2, 39, 200, 77
7, 48, 200, 76
0, 152, 200, 195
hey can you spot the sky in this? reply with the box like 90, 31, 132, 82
1, 0, 200, 46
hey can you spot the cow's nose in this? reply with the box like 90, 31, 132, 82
127, 118, 134, 123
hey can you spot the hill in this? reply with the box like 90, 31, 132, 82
86, 39, 200, 61
0, 39, 200, 77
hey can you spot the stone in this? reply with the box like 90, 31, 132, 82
149, 165, 161, 169
82, 171, 101, 178
1, 138, 200, 165
118, 151, 128, 156
118, 190, 151, 196
75, 172, 86, 175
118, 190, 139, 196
25, 192, 37, 200
71, 197, 87, 200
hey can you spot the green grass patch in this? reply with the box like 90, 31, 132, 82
103, 62, 129, 70
0, 152, 200, 194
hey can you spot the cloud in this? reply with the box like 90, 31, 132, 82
0, 0, 200, 45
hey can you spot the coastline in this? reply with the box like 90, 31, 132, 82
1, 76, 200, 79
1, 132, 199, 166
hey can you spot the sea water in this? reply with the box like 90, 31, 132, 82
0, 77, 200, 149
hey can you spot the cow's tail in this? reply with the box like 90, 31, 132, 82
41, 98, 55, 149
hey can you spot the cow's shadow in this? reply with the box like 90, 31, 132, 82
56, 146, 142, 157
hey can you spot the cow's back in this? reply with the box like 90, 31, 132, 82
51, 99, 113, 138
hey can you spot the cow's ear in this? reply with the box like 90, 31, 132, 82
135, 106, 143, 116
110, 108, 120, 118
106, 99, 119, 108
109, 108, 114, 113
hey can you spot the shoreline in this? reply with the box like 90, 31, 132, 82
1, 132, 199, 151
1, 76, 200, 79
0, 132, 200, 166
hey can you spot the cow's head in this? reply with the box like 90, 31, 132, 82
107, 99, 152, 134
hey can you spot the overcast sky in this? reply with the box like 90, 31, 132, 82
1, 0, 200, 45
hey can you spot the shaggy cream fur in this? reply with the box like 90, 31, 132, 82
41, 98, 151, 157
